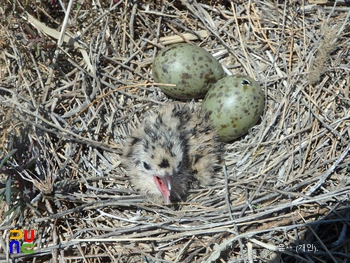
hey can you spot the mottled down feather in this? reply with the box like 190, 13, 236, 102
122, 103, 222, 204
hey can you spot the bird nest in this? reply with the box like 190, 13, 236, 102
1, 0, 349, 262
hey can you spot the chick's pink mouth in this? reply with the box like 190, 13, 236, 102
153, 175, 171, 205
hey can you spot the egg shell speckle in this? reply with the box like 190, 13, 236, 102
202, 75, 265, 142
152, 43, 226, 99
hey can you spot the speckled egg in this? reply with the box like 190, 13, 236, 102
152, 43, 225, 99
202, 75, 265, 142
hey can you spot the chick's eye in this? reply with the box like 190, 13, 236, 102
143, 162, 151, 170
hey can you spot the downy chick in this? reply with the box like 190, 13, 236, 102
122, 103, 221, 204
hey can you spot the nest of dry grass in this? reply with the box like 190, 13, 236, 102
1, 0, 350, 262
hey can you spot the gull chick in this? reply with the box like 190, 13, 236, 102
123, 103, 221, 204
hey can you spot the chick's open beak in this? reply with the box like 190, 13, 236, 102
153, 175, 172, 204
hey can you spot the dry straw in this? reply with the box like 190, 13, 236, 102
0, 0, 349, 262
308, 25, 338, 84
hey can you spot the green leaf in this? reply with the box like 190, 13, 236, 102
5, 176, 11, 205
0, 149, 17, 169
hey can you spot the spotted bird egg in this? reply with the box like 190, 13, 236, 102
202, 75, 265, 142
152, 43, 226, 99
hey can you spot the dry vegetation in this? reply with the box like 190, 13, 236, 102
0, 0, 350, 262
